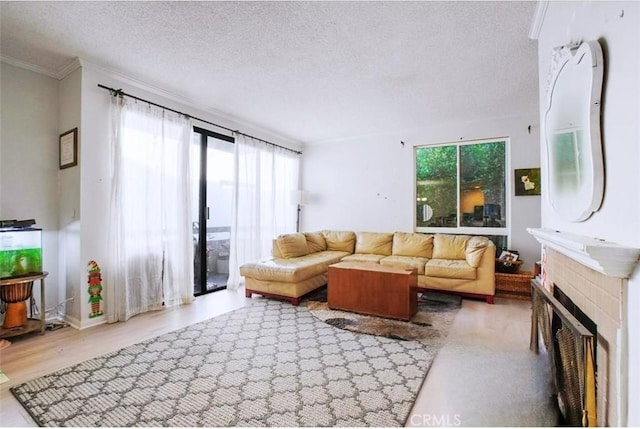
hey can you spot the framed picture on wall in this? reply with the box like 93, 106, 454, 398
59, 128, 78, 169
514, 168, 541, 196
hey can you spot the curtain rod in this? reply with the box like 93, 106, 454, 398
97, 84, 302, 155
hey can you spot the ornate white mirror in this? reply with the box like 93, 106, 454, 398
544, 40, 604, 222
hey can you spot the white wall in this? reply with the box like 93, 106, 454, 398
58, 67, 82, 326
0, 63, 60, 315
536, 1, 640, 425
302, 112, 542, 268
538, 1, 640, 247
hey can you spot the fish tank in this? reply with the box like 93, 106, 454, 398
0, 227, 43, 279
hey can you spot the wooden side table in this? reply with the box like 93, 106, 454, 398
495, 270, 533, 300
0, 272, 48, 339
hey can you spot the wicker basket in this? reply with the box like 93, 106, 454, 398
495, 271, 534, 300
495, 259, 523, 274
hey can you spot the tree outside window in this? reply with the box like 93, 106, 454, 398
415, 139, 508, 248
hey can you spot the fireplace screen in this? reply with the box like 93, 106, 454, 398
530, 279, 597, 426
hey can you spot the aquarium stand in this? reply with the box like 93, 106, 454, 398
0, 272, 48, 339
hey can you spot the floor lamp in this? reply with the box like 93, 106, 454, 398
293, 190, 307, 232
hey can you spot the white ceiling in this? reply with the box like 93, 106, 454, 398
0, 1, 539, 145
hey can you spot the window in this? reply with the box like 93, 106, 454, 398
415, 138, 508, 248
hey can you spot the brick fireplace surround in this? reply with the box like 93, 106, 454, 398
544, 248, 625, 426
529, 227, 640, 426
528, 226, 640, 426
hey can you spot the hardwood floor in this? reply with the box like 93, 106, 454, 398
0, 289, 248, 426
0, 289, 556, 427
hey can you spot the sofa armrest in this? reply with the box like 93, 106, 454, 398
272, 239, 282, 258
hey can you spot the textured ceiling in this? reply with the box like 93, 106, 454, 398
0, 1, 539, 145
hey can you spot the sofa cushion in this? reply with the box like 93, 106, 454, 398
392, 232, 433, 258
433, 234, 470, 260
380, 255, 428, 275
322, 230, 356, 253
425, 259, 476, 280
465, 236, 489, 268
240, 250, 349, 283
355, 232, 393, 255
341, 254, 386, 263
305, 232, 327, 253
276, 233, 309, 258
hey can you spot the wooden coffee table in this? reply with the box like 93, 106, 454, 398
327, 261, 417, 321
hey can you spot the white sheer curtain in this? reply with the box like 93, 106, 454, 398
227, 134, 300, 290
106, 97, 194, 323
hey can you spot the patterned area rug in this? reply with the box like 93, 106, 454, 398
11, 297, 459, 427
305, 290, 461, 344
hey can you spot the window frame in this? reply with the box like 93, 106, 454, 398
414, 137, 511, 240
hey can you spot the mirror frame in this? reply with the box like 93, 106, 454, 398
544, 40, 604, 222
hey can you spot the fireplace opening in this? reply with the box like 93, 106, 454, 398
552, 286, 598, 367
552, 286, 598, 425
530, 279, 597, 426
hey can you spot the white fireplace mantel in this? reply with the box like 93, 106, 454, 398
527, 228, 640, 278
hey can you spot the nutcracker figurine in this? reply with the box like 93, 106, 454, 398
87, 260, 103, 318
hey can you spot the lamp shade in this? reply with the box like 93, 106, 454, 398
292, 190, 308, 206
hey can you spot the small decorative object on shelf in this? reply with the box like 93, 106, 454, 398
496, 249, 522, 274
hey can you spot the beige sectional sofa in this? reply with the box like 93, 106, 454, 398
239, 230, 496, 305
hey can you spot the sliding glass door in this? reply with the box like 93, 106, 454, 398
191, 127, 234, 296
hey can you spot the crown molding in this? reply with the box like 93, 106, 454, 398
1, 55, 59, 79
527, 228, 640, 279
80, 58, 301, 148
78, 57, 194, 106
529, 0, 549, 41
56, 57, 82, 79
2, 55, 302, 149
1, 55, 82, 80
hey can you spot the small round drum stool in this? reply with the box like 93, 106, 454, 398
1, 280, 34, 329
0, 273, 48, 336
